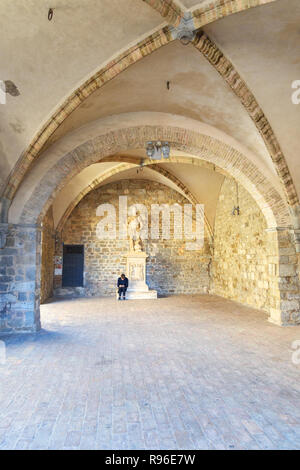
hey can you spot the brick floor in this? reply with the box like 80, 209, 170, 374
0, 295, 300, 450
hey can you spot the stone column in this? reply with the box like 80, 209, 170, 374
0, 224, 41, 333
277, 229, 300, 325
268, 228, 300, 326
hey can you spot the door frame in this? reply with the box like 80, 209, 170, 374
62, 243, 85, 287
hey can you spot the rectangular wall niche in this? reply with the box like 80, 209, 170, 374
62, 245, 84, 287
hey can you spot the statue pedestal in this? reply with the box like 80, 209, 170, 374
125, 252, 157, 300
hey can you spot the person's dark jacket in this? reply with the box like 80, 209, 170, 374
117, 277, 128, 289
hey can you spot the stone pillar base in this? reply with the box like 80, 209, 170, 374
125, 251, 157, 300
268, 307, 300, 327
268, 317, 284, 327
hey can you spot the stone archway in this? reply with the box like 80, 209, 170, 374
55, 161, 214, 239
1, 123, 299, 332
11, 125, 290, 228
54, 177, 212, 299
191, 0, 280, 29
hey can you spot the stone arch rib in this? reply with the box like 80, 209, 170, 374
192, 0, 279, 29
56, 163, 135, 233
142, 0, 183, 26
192, 31, 299, 208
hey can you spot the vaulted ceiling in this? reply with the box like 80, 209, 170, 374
0, 0, 299, 228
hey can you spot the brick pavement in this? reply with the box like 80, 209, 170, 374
0, 295, 299, 450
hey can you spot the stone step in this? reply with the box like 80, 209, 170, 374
124, 290, 157, 300
54, 287, 85, 298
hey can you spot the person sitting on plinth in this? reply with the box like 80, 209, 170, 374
117, 273, 128, 300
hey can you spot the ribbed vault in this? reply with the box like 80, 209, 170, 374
1, 0, 297, 223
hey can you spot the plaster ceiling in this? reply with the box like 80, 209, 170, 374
46, 40, 271, 174
156, 162, 225, 226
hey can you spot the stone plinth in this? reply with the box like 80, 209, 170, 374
126, 251, 157, 300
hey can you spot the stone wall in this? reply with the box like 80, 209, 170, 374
57, 180, 211, 297
212, 178, 300, 325
40, 207, 55, 304
212, 178, 281, 315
